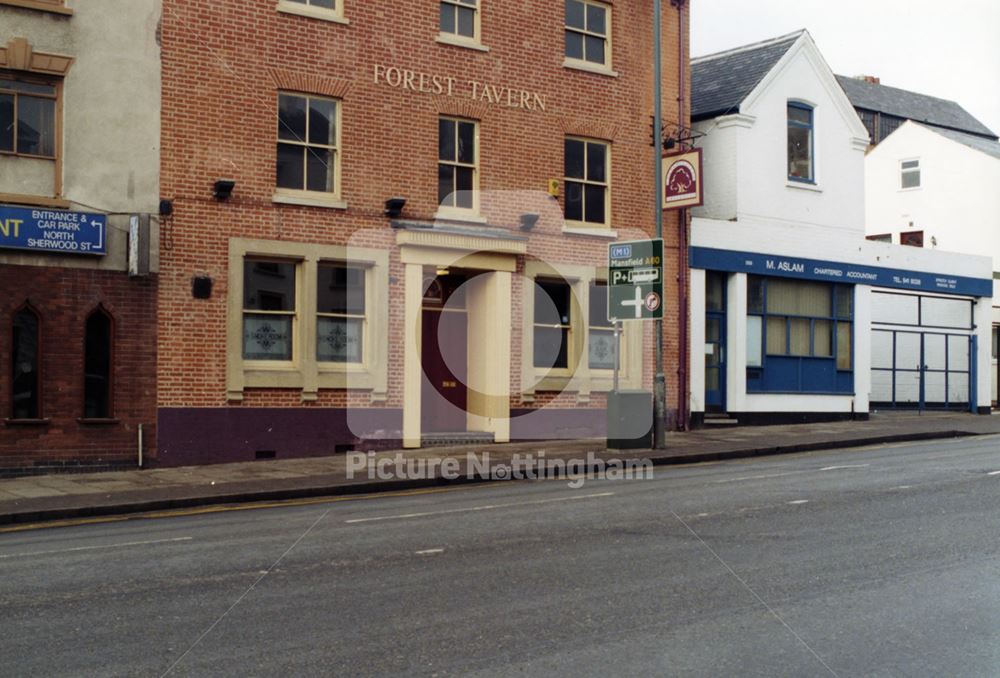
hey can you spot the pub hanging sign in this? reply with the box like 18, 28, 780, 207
662, 148, 704, 210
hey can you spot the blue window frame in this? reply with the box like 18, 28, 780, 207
787, 102, 814, 183
747, 276, 853, 394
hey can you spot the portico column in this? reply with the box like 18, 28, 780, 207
403, 262, 423, 448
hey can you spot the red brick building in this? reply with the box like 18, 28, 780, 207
0, 0, 161, 476
157, 0, 690, 464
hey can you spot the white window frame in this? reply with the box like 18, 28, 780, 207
436, 116, 481, 220
274, 92, 346, 209
900, 158, 921, 191
276, 0, 348, 24
563, 136, 611, 230
563, 0, 616, 77
437, 0, 487, 51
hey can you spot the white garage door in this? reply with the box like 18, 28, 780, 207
871, 291, 974, 410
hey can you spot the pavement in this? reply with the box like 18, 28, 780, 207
1, 410, 998, 527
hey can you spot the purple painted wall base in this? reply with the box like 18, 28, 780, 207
156, 408, 403, 467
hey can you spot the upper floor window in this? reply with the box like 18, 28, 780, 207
440, 0, 479, 42
11, 305, 41, 420
0, 1, 71, 15
565, 0, 610, 67
276, 93, 340, 197
277, 0, 345, 22
564, 137, 609, 227
438, 117, 478, 214
787, 102, 814, 183
901, 159, 920, 189
0, 74, 56, 158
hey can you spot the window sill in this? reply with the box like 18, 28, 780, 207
562, 226, 618, 239
562, 58, 618, 78
899, 186, 922, 192
272, 192, 348, 210
0, 0, 72, 16
436, 33, 489, 52
77, 418, 120, 426
0, 192, 71, 209
786, 181, 822, 193
3, 418, 51, 427
275, 1, 349, 24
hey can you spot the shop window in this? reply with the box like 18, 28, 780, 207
565, 0, 610, 68
276, 93, 340, 197
0, 74, 56, 158
787, 102, 814, 183
316, 263, 365, 364
83, 308, 113, 419
440, 0, 479, 42
11, 305, 40, 420
533, 279, 572, 369
748, 276, 853, 393
438, 117, 478, 214
564, 137, 609, 227
901, 231, 924, 248
243, 260, 298, 361
993, 326, 999, 360
901, 159, 920, 189
588, 281, 614, 369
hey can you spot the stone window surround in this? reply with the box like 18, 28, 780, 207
521, 260, 642, 404
226, 237, 389, 403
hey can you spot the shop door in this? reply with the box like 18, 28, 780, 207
705, 272, 727, 412
421, 274, 469, 433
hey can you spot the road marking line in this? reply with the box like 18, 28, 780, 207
0, 484, 494, 534
0, 537, 192, 560
820, 464, 870, 471
894, 485, 913, 490
714, 471, 807, 484
415, 548, 444, 555
344, 491, 615, 524
787, 500, 809, 505
988, 471, 1000, 476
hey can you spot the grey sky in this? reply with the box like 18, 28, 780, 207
690, 0, 1000, 136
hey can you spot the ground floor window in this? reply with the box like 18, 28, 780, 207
83, 308, 113, 418
227, 238, 389, 400
11, 305, 40, 420
747, 276, 853, 393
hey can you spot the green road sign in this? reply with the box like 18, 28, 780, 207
608, 239, 664, 321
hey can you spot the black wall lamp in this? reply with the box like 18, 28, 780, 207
213, 179, 236, 201
519, 213, 540, 231
385, 197, 407, 218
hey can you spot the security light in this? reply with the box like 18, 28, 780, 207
213, 180, 236, 201
385, 197, 407, 218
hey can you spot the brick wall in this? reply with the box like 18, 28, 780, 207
0, 266, 157, 475
159, 1, 689, 443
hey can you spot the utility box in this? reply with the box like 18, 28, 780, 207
607, 390, 653, 450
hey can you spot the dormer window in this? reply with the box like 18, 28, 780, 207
787, 102, 814, 183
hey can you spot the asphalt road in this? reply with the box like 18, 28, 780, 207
2, 436, 1000, 677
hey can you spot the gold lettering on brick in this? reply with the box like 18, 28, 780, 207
374, 63, 546, 112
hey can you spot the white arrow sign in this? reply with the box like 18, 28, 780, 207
620, 286, 644, 319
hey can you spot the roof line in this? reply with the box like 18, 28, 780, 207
691, 29, 805, 64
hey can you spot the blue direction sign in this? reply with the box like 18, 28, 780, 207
0, 204, 107, 256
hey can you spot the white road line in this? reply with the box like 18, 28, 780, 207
787, 500, 809, 505
345, 491, 616, 524
988, 471, 1000, 476
894, 485, 913, 490
415, 548, 444, 555
714, 471, 807, 484
0, 537, 193, 560
820, 464, 870, 471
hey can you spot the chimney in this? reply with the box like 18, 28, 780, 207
858, 75, 880, 85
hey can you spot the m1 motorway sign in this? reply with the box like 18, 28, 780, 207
608, 238, 664, 321
0, 204, 107, 256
